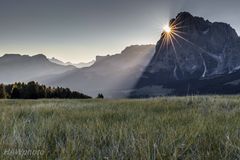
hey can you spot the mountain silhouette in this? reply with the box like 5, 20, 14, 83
41, 45, 155, 98
49, 57, 95, 68
0, 54, 76, 84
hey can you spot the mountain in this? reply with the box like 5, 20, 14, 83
49, 57, 67, 66
41, 45, 155, 98
131, 12, 240, 97
0, 54, 76, 84
3, 12, 240, 98
74, 61, 95, 68
49, 57, 95, 68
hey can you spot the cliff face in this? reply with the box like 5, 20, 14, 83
129, 12, 240, 97
145, 12, 240, 82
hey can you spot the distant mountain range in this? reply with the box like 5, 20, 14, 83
0, 54, 76, 84
41, 45, 155, 98
1, 12, 240, 98
49, 57, 95, 68
0, 45, 155, 97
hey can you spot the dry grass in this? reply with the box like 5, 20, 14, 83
0, 96, 240, 159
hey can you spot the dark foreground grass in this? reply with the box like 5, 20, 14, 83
0, 96, 240, 159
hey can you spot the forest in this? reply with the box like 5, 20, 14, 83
0, 81, 91, 99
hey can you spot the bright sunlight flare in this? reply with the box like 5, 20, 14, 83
163, 25, 171, 33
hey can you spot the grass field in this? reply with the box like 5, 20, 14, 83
0, 96, 240, 159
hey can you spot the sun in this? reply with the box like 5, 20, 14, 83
163, 25, 171, 33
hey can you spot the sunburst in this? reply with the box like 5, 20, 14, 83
163, 25, 171, 33
159, 17, 215, 79
158, 18, 190, 79
160, 19, 186, 54
160, 16, 211, 55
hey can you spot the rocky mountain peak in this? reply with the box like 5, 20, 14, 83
140, 12, 240, 85
169, 12, 238, 42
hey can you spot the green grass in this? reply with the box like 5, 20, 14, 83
0, 96, 240, 159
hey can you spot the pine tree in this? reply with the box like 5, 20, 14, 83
0, 84, 6, 99
1, 81, 91, 99
97, 93, 104, 99
11, 87, 20, 99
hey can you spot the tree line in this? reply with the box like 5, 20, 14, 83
0, 81, 91, 99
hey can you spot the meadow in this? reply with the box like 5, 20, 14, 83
0, 96, 240, 159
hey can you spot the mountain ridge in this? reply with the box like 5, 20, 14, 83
41, 44, 156, 98
49, 57, 95, 68
0, 54, 76, 84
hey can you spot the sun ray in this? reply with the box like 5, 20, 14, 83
159, 18, 198, 70
172, 31, 213, 56
163, 25, 171, 33
171, 32, 194, 46
159, 17, 218, 79
159, 34, 167, 52
169, 35, 177, 55
171, 34, 182, 48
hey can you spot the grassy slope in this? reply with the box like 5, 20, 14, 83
0, 96, 240, 159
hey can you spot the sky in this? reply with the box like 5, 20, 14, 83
0, 0, 239, 63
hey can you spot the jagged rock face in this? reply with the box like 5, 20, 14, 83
147, 12, 240, 81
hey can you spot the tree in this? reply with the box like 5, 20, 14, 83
46, 87, 53, 98
38, 85, 47, 98
11, 87, 20, 99
26, 81, 39, 99
2, 81, 91, 99
0, 84, 6, 99
97, 93, 104, 99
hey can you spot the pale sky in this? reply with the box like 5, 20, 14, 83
0, 0, 239, 63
